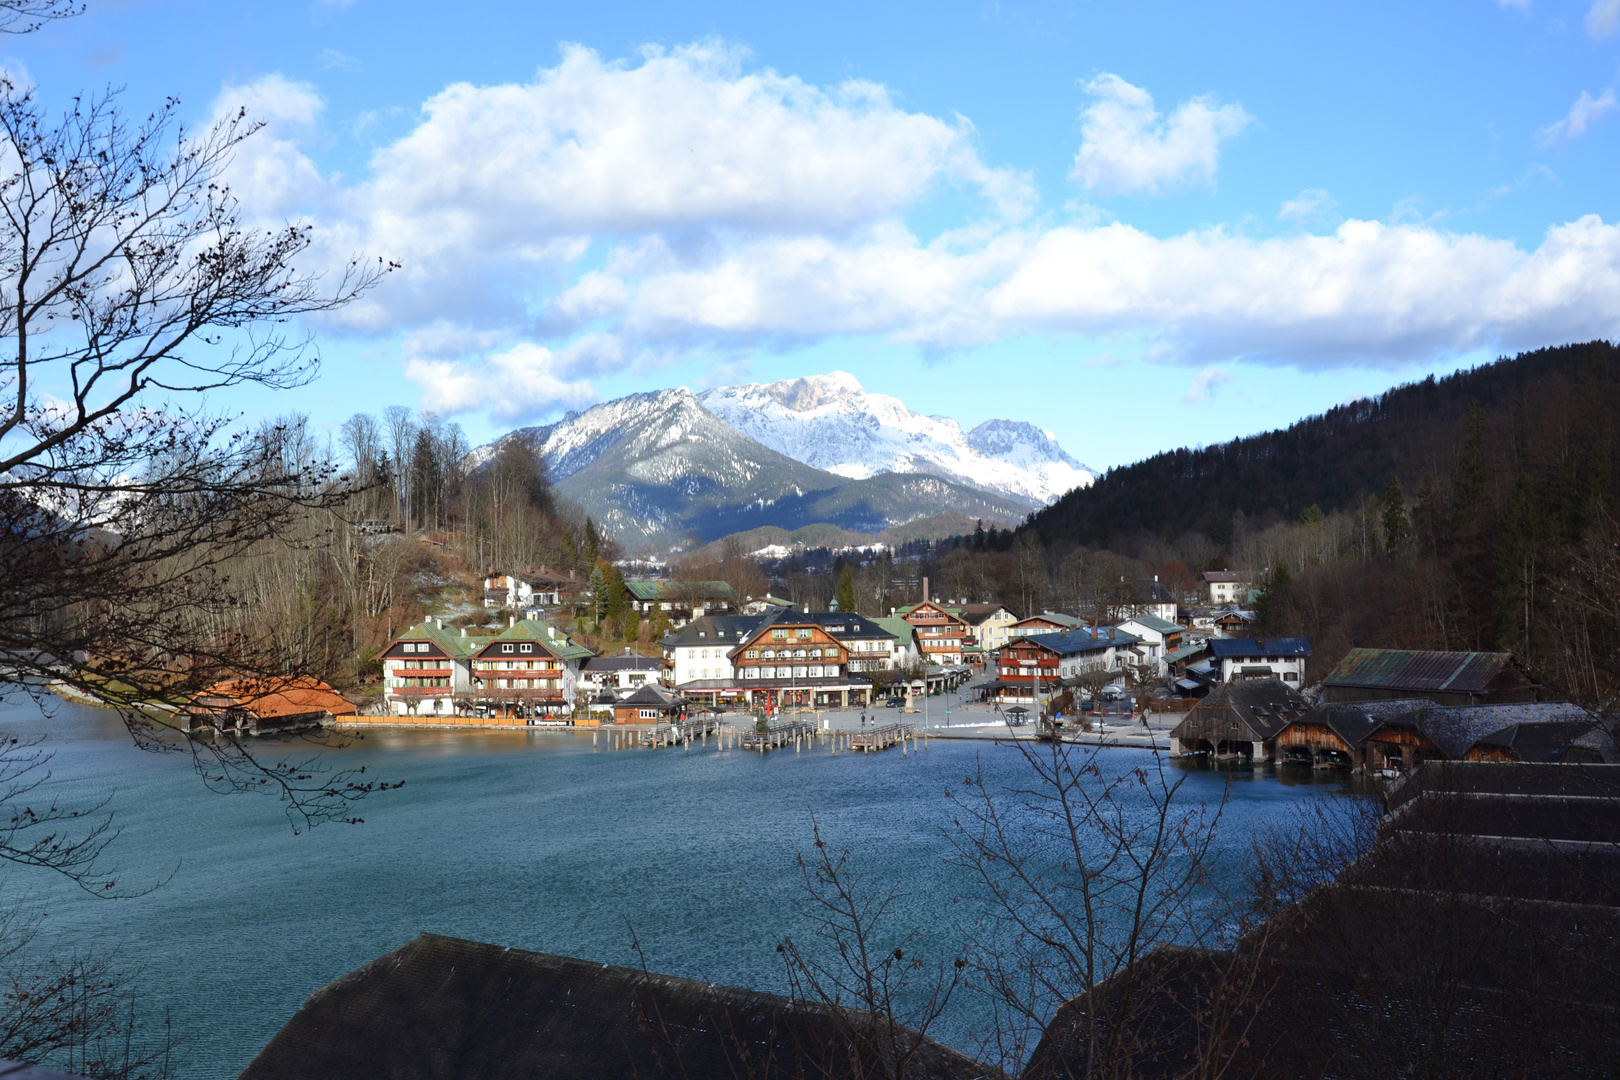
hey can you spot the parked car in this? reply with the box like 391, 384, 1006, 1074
1099, 685, 1126, 701
886, 696, 905, 708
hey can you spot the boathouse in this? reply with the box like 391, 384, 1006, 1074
1273, 699, 1602, 771
181, 676, 355, 735
1167, 678, 1309, 760
1322, 647, 1538, 705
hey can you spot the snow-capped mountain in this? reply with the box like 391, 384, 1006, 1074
472, 388, 1030, 548
698, 372, 1094, 506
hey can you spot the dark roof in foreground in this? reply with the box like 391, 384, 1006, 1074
1323, 647, 1511, 692
240, 934, 988, 1080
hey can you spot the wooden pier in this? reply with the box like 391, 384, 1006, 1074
589, 717, 929, 757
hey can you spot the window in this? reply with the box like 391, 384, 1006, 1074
772, 629, 787, 640
796, 629, 812, 639
701, 649, 709, 659
795, 649, 807, 659
640, 709, 658, 719
402, 642, 416, 653
520, 643, 533, 653
808, 647, 821, 658
501, 644, 514, 653
746, 650, 758, 659
763, 649, 775, 659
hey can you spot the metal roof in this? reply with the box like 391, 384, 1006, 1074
1209, 637, 1313, 658
1323, 648, 1512, 693
624, 580, 738, 602
1118, 614, 1182, 634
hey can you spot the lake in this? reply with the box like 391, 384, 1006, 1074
0, 692, 1349, 1079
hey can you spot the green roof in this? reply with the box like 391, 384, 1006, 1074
624, 580, 739, 602
874, 616, 917, 643
394, 620, 478, 658
1120, 614, 1182, 634
482, 618, 595, 662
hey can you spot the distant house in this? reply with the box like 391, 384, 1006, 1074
873, 616, 921, 666
579, 655, 666, 697
897, 599, 969, 665
1168, 679, 1310, 761
1212, 607, 1256, 634
994, 626, 1142, 702
1119, 579, 1179, 623
624, 580, 738, 624
1006, 612, 1084, 639
1202, 570, 1255, 606
520, 565, 580, 607
1322, 648, 1539, 706
482, 572, 534, 610
1210, 638, 1312, 685
740, 594, 795, 615
662, 615, 767, 691
959, 603, 1020, 654
1272, 699, 1600, 772
182, 676, 355, 735
727, 610, 899, 709
1114, 614, 1184, 678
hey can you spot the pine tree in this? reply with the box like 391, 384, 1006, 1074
1381, 476, 1411, 553
583, 518, 600, 566
835, 564, 857, 613
587, 565, 607, 625
1451, 399, 1488, 541
973, 519, 986, 552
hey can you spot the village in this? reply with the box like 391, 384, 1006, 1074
179, 564, 1617, 774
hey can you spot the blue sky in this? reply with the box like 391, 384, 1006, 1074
10, 0, 1620, 469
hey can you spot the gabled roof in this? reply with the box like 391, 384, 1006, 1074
1176, 678, 1310, 741
1210, 637, 1313, 659
662, 615, 766, 648
798, 611, 896, 641
873, 616, 917, 644
1383, 701, 1594, 758
186, 676, 356, 719
476, 619, 594, 662
617, 684, 684, 708
1164, 642, 1209, 664
1203, 570, 1253, 583
896, 601, 965, 621
1299, 698, 1435, 747
958, 602, 1017, 625
1013, 611, 1084, 630
1324, 648, 1514, 694
624, 580, 738, 602
391, 620, 478, 658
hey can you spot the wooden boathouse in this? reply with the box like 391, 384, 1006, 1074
181, 676, 356, 735
1273, 699, 1601, 772
1168, 678, 1309, 760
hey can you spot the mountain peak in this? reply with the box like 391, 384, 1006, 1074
698, 376, 1093, 505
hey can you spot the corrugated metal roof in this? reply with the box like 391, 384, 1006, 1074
1324, 648, 1511, 693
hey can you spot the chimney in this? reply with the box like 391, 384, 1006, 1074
461, 627, 467, 637
509, 615, 515, 627
922, 577, 930, 603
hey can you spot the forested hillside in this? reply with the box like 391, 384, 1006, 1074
1027, 342, 1620, 550
1017, 341, 1620, 704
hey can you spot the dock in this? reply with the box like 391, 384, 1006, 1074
589, 717, 928, 757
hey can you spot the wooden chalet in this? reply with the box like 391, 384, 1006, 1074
1322, 648, 1539, 705
381, 619, 477, 717
1273, 699, 1600, 772
1168, 678, 1310, 760
991, 626, 1142, 702
182, 675, 355, 735
728, 611, 873, 709
624, 580, 738, 623
899, 598, 969, 665
467, 619, 594, 719
1006, 611, 1084, 639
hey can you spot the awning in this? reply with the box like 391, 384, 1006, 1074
1175, 678, 1203, 692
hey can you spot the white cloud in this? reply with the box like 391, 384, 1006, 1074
405, 341, 602, 422
1587, 0, 1620, 37
1069, 74, 1252, 195
1278, 188, 1338, 227
1183, 368, 1235, 405
208, 47, 1620, 423
1538, 87, 1618, 146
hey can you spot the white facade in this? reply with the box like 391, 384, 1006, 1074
1218, 653, 1306, 685
482, 574, 535, 609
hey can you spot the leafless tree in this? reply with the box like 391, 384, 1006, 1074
0, 76, 394, 825
947, 741, 1275, 1079
0, 0, 79, 34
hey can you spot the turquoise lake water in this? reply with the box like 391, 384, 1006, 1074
0, 692, 1349, 1078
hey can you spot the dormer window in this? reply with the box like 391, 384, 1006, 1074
520, 643, 533, 653
501, 644, 514, 653
402, 643, 416, 653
